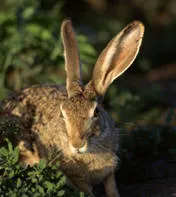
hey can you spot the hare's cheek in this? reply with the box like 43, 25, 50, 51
89, 124, 101, 137
60, 115, 72, 137
59, 107, 72, 135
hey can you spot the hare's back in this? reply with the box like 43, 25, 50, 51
1, 84, 67, 131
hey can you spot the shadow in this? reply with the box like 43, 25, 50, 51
0, 98, 48, 164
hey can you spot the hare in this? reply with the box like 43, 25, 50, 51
0, 19, 144, 197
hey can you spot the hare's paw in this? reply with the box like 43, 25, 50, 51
18, 141, 40, 166
104, 173, 120, 197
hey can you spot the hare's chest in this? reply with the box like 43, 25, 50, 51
61, 152, 117, 183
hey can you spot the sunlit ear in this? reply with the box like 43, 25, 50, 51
61, 19, 82, 98
92, 21, 144, 96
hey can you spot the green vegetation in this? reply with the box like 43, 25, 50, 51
0, 0, 96, 99
0, 139, 65, 197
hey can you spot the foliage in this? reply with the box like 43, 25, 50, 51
0, 0, 97, 99
0, 139, 65, 197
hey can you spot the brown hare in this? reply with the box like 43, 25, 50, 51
1, 19, 144, 197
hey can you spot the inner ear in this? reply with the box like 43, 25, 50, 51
91, 21, 144, 96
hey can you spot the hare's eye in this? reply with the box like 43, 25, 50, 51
85, 127, 100, 138
84, 130, 95, 138
94, 107, 99, 117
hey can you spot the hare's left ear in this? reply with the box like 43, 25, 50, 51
91, 21, 144, 96
61, 19, 82, 98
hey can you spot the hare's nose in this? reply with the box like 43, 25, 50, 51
69, 142, 87, 154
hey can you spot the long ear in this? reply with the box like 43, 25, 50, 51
61, 19, 82, 98
92, 21, 144, 96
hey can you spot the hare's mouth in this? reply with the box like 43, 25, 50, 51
69, 143, 88, 154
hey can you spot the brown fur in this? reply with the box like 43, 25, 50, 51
0, 20, 144, 197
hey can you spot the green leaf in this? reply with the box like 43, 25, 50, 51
56, 171, 63, 179
0, 13, 6, 24
11, 147, 20, 164
22, 7, 35, 19
0, 147, 8, 157
41, 30, 52, 40
6, 138, 13, 153
44, 181, 53, 191
80, 192, 85, 197
57, 190, 65, 196
79, 43, 97, 55
37, 159, 46, 171
17, 178, 22, 188
36, 185, 44, 194
25, 23, 42, 35
31, 178, 38, 183
21, 194, 28, 197
56, 175, 66, 188
8, 170, 15, 178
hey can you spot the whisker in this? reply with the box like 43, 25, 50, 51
94, 142, 109, 152
48, 150, 62, 165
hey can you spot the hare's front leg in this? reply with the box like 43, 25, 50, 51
104, 172, 120, 197
18, 141, 40, 166
70, 179, 95, 197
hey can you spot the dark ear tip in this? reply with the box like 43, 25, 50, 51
132, 20, 144, 27
61, 18, 73, 32
133, 21, 145, 33
124, 21, 145, 36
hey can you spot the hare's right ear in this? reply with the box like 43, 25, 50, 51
91, 21, 144, 96
61, 19, 82, 98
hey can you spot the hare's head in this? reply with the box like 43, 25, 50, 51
60, 19, 144, 154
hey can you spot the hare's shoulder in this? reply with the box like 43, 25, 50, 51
1, 84, 67, 121
2, 84, 67, 107
20, 84, 67, 102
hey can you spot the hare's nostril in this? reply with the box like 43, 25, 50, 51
69, 144, 78, 154
78, 142, 88, 153
69, 142, 88, 154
